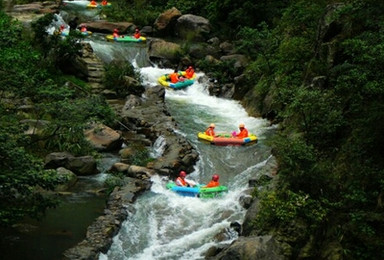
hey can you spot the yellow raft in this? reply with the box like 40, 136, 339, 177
198, 132, 258, 146
158, 71, 196, 89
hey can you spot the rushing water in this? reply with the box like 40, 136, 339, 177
87, 41, 275, 258
40, 5, 276, 259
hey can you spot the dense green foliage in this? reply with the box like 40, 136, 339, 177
0, 11, 115, 226
230, 0, 384, 258
102, 0, 288, 35
104, 60, 141, 96
111, 0, 383, 257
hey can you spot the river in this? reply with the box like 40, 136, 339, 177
72, 2, 275, 258
3, 3, 275, 259
88, 41, 275, 259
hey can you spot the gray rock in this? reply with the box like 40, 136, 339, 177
84, 123, 123, 152
210, 235, 286, 260
175, 14, 211, 41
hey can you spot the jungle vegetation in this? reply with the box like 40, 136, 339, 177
0, 10, 115, 225
1, 0, 384, 258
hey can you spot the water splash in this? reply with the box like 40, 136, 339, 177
149, 136, 166, 158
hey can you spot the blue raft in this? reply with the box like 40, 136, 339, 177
166, 181, 228, 198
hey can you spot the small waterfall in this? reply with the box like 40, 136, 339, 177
149, 136, 166, 158
97, 64, 273, 259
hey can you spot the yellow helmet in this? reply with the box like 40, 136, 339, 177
210, 123, 215, 128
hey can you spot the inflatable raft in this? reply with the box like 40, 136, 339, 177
106, 35, 146, 43
86, 3, 111, 8
166, 182, 228, 198
198, 132, 258, 146
158, 71, 196, 89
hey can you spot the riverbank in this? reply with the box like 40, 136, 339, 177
3, 3, 285, 259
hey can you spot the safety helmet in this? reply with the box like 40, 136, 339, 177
212, 174, 219, 181
239, 123, 245, 128
210, 123, 215, 128
179, 171, 186, 177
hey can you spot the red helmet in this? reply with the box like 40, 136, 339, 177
179, 171, 186, 177
212, 174, 219, 181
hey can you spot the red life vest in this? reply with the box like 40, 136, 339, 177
176, 177, 187, 186
185, 68, 195, 79
205, 128, 215, 136
170, 73, 179, 83
236, 128, 249, 138
134, 32, 141, 39
204, 180, 219, 188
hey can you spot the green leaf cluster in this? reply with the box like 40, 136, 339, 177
239, 0, 384, 258
0, 11, 115, 225
104, 60, 141, 96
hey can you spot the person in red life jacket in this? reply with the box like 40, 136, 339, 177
175, 171, 196, 187
169, 69, 180, 83
185, 66, 195, 79
59, 24, 65, 32
175, 171, 188, 186
234, 123, 249, 138
133, 28, 141, 39
113, 28, 120, 39
80, 24, 87, 32
204, 174, 220, 188
205, 123, 216, 136
101, 0, 108, 5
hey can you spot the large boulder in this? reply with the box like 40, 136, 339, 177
148, 39, 182, 67
55, 167, 78, 192
122, 94, 143, 112
121, 76, 144, 96
6, 1, 59, 26
78, 21, 135, 34
188, 43, 220, 59
63, 156, 99, 176
220, 54, 249, 70
109, 162, 156, 179
175, 14, 211, 41
44, 152, 98, 176
210, 235, 286, 260
84, 123, 123, 152
153, 7, 182, 36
